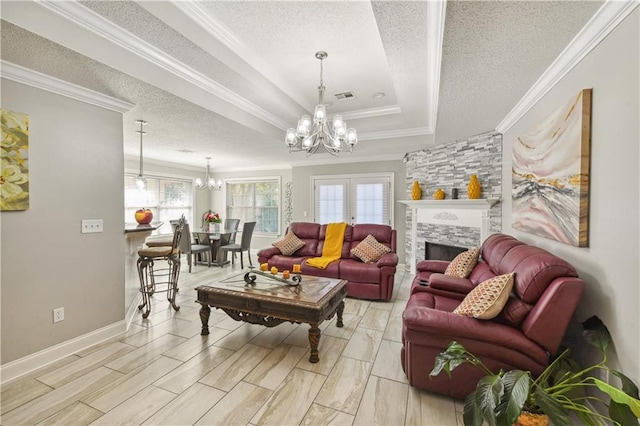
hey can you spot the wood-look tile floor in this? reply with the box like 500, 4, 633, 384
1, 258, 464, 425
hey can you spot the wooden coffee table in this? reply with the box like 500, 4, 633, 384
196, 271, 347, 363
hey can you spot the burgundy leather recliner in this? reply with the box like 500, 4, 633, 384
257, 222, 398, 300
401, 233, 585, 399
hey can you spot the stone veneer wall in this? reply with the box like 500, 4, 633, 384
405, 132, 503, 270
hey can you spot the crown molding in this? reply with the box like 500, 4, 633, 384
340, 105, 402, 121
426, 0, 447, 133
359, 127, 432, 141
0, 60, 134, 112
496, 0, 639, 133
37, 0, 290, 130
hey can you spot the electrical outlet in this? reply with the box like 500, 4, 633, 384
53, 307, 64, 323
81, 219, 103, 234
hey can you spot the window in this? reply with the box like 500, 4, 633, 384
313, 174, 392, 225
125, 174, 193, 233
226, 178, 280, 235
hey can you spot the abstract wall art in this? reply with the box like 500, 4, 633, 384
1, 108, 30, 211
512, 89, 592, 247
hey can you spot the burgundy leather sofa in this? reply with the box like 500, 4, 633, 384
257, 222, 398, 300
401, 233, 585, 399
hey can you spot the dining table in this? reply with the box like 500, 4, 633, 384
193, 228, 237, 267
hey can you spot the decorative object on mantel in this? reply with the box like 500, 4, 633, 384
411, 181, 422, 200
135, 208, 153, 224
433, 189, 445, 200
451, 188, 458, 199
1, 108, 29, 211
513, 89, 592, 247
195, 157, 222, 190
284, 51, 358, 156
134, 119, 147, 190
467, 174, 481, 199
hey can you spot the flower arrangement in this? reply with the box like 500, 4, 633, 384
204, 212, 221, 223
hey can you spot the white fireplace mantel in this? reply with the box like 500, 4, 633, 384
398, 198, 500, 271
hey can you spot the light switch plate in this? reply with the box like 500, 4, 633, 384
82, 219, 103, 233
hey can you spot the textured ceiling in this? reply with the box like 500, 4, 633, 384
0, 0, 603, 171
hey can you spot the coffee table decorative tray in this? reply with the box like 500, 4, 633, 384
244, 267, 302, 287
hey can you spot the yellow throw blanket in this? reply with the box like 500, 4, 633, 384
305, 222, 347, 269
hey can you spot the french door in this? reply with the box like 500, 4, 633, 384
312, 174, 393, 226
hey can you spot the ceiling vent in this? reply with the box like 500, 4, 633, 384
334, 91, 356, 100
177, 148, 195, 153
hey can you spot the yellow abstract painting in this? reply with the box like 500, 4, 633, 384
1, 108, 29, 211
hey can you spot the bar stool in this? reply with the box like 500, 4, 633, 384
136, 215, 185, 318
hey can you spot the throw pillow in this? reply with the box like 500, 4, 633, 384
272, 232, 305, 256
444, 247, 480, 278
453, 273, 515, 320
351, 234, 391, 263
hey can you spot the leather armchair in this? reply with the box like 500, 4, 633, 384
401, 233, 585, 399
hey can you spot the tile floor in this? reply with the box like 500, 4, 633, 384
1, 258, 464, 425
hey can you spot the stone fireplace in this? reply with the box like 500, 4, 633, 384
403, 131, 503, 271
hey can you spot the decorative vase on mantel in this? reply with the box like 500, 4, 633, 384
467, 174, 481, 199
411, 181, 422, 200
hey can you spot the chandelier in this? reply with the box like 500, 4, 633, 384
135, 119, 147, 190
285, 51, 358, 156
194, 157, 222, 190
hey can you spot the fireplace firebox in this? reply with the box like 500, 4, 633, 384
424, 241, 468, 261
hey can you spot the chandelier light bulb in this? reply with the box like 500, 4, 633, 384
194, 177, 203, 187
135, 175, 146, 190
284, 51, 358, 156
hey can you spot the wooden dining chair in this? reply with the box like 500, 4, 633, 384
220, 221, 256, 269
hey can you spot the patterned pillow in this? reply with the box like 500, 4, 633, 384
272, 232, 305, 256
351, 234, 391, 263
453, 273, 515, 320
444, 247, 480, 278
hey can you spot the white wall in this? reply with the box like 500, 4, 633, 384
1, 79, 125, 363
501, 10, 639, 381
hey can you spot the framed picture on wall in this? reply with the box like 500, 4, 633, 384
1, 108, 30, 211
512, 88, 592, 247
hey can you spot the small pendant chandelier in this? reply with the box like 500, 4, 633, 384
194, 157, 222, 190
135, 119, 147, 190
285, 51, 358, 156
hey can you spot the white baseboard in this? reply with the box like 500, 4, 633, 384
125, 294, 144, 330
0, 320, 126, 384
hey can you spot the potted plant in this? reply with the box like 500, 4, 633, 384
430, 316, 640, 426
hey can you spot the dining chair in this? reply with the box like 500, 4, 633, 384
188, 230, 213, 271
223, 218, 241, 260
220, 221, 256, 269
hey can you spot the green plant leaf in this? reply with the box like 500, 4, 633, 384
609, 401, 638, 426
534, 386, 572, 426
611, 370, 640, 399
463, 392, 483, 426
475, 375, 504, 426
496, 370, 530, 425
582, 316, 611, 352
593, 378, 640, 417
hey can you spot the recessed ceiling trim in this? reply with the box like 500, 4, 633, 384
496, 0, 638, 133
340, 105, 402, 121
36, 0, 290, 130
425, 0, 447, 132
359, 127, 432, 141
0, 60, 134, 113
169, 0, 302, 108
